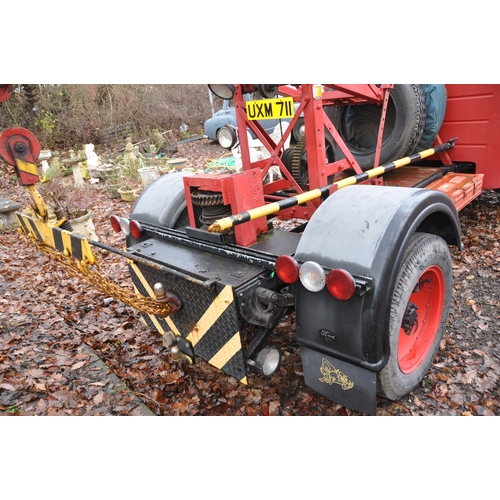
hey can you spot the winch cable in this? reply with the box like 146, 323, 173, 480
208, 138, 458, 233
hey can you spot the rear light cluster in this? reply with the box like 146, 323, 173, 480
110, 215, 142, 239
275, 255, 356, 301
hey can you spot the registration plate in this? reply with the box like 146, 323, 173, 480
245, 97, 295, 120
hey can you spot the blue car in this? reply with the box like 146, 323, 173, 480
204, 94, 304, 149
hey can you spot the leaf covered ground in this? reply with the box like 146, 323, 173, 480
1, 139, 499, 416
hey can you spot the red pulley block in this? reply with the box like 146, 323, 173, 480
0, 84, 13, 103
0, 127, 41, 166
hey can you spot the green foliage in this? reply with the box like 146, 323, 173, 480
36, 109, 57, 134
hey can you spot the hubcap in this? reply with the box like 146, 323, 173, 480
398, 265, 445, 374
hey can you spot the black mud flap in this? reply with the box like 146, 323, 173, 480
300, 347, 377, 415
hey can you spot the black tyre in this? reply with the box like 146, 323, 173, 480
377, 232, 453, 401
338, 84, 426, 171
292, 117, 305, 143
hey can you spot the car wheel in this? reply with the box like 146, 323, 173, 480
377, 232, 453, 401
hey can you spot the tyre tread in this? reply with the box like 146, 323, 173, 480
377, 233, 452, 401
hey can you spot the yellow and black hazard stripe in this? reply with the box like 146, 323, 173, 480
16, 212, 96, 265
209, 138, 458, 232
128, 260, 248, 385
15, 158, 40, 184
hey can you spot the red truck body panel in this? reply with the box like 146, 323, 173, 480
440, 84, 500, 189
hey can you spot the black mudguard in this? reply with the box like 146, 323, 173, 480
294, 185, 461, 413
129, 172, 191, 237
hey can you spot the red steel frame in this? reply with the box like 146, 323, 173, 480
183, 84, 393, 247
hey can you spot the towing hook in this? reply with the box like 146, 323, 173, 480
170, 345, 193, 365
153, 282, 182, 314
163, 331, 192, 364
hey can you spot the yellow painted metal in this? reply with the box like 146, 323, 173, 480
18, 215, 174, 317
130, 260, 183, 335
165, 317, 181, 338
16, 158, 39, 177
186, 285, 234, 346
17, 211, 97, 265
209, 332, 244, 370
26, 184, 48, 221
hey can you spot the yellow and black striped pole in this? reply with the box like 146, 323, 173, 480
208, 138, 457, 233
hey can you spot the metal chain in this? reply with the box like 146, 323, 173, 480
29, 237, 172, 316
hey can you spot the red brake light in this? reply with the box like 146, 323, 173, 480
275, 255, 300, 284
110, 215, 122, 233
129, 220, 142, 239
326, 269, 356, 300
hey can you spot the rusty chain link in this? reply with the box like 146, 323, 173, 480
29, 237, 172, 316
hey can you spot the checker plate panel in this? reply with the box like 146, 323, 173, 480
129, 261, 247, 383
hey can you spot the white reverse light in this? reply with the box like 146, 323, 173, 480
299, 261, 326, 292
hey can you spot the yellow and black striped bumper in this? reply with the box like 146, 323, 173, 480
128, 260, 248, 385
15, 212, 96, 264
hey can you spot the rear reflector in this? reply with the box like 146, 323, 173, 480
129, 220, 142, 239
110, 215, 122, 233
326, 269, 356, 300
275, 255, 300, 284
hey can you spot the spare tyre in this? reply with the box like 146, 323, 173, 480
338, 84, 426, 171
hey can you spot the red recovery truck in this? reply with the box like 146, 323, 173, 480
0, 84, 497, 414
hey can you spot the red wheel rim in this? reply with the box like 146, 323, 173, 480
398, 265, 445, 374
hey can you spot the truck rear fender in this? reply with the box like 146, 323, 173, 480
294, 184, 461, 372
127, 172, 191, 245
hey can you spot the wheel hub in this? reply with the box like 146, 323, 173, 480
402, 302, 418, 335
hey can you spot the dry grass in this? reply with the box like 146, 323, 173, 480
0, 84, 216, 149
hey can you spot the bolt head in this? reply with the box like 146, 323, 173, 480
153, 282, 166, 299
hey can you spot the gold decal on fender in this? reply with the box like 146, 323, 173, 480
319, 358, 354, 391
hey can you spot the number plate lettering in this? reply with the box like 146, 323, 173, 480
245, 97, 294, 120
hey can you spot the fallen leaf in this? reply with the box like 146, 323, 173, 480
71, 361, 87, 371
269, 401, 281, 414
93, 391, 105, 404
460, 371, 476, 384
261, 402, 270, 416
